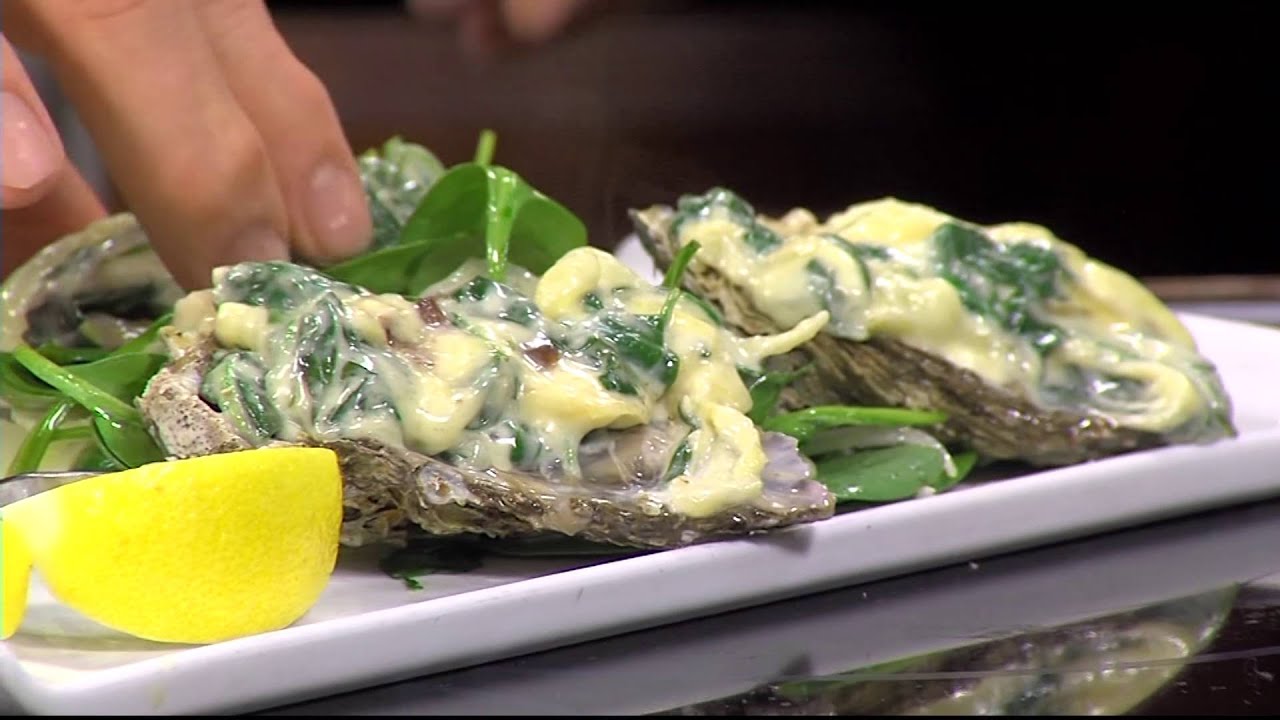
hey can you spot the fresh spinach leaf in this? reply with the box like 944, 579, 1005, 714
738, 365, 811, 424
762, 405, 947, 443
358, 136, 446, 250
662, 240, 702, 290
72, 442, 126, 473
940, 451, 979, 493
329, 162, 586, 294
378, 540, 486, 590
318, 240, 443, 297
12, 346, 146, 425
404, 163, 587, 286
473, 128, 497, 166
62, 353, 169, 404
9, 347, 170, 470
33, 345, 111, 365
7, 400, 77, 475
93, 416, 167, 469
816, 444, 951, 503
114, 312, 173, 355
0, 353, 63, 409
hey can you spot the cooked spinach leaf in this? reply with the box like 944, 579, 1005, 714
672, 187, 781, 253
738, 365, 811, 424
580, 314, 680, 394
931, 222, 1066, 354
201, 352, 281, 443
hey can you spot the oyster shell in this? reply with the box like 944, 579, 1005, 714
0, 213, 181, 353
630, 194, 1236, 466
139, 331, 834, 550
1, 208, 836, 552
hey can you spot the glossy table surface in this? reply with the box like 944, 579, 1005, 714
256, 300, 1280, 716
253, 301, 1280, 716
263, 495, 1280, 715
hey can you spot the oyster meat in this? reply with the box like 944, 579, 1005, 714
138, 246, 836, 548
631, 189, 1236, 466
0, 213, 182, 354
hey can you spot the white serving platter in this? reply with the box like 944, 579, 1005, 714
4, 243, 1280, 714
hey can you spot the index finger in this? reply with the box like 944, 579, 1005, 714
4, 0, 291, 290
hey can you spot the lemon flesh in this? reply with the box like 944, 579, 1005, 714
1, 447, 343, 644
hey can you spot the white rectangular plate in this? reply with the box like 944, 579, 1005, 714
4, 307, 1280, 715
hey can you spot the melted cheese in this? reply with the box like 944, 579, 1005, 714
213, 303, 270, 353
663, 195, 1230, 439
665, 401, 768, 518
198, 247, 825, 518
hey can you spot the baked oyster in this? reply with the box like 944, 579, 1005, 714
137, 248, 836, 548
631, 189, 1236, 466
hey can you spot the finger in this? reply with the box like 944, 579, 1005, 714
195, 0, 372, 265
2, 34, 107, 273
457, 0, 508, 61
1, 35, 68, 209
499, 0, 591, 44
4, 0, 291, 290
1, 167, 107, 275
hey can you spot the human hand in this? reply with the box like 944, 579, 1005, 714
1, 1, 372, 290
406, 0, 594, 58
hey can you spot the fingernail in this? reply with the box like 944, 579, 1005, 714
304, 161, 372, 261
1, 91, 61, 190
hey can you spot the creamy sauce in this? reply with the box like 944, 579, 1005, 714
176, 249, 828, 518
648, 190, 1232, 440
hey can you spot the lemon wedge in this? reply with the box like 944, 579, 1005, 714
1, 447, 343, 644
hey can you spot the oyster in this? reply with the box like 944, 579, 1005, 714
631, 189, 1236, 466
0, 213, 181, 354
137, 250, 836, 549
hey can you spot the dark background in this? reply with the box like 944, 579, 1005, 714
265, 0, 1277, 279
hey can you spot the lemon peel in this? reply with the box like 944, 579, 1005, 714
1, 447, 342, 644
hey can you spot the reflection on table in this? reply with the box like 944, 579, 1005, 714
267, 497, 1280, 716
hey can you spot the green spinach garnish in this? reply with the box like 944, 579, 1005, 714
200, 352, 282, 443
4, 347, 169, 473
762, 405, 947, 444
327, 130, 587, 296
931, 221, 1066, 354
816, 446, 978, 503
737, 365, 811, 424
671, 187, 782, 253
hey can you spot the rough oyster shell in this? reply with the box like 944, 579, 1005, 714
139, 324, 835, 551
0, 213, 181, 353
631, 207, 1182, 467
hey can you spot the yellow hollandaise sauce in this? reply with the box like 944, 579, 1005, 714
638, 188, 1232, 443
167, 248, 829, 518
